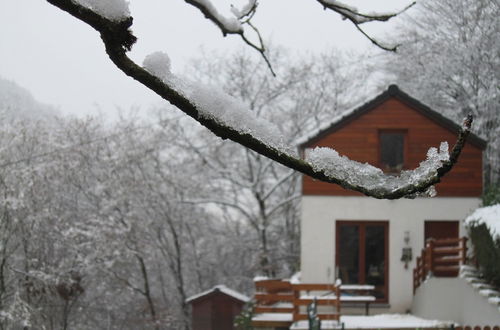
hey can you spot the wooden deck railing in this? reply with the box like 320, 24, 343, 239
292, 283, 341, 321
252, 279, 375, 327
413, 237, 468, 293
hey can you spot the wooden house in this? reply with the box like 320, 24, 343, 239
298, 84, 485, 310
251, 85, 489, 329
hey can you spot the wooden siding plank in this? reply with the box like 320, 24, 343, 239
303, 97, 483, 196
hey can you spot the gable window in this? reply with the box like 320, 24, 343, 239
379, 131, 406, 172
336, 221, 389, 302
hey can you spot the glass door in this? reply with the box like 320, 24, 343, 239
336, 221, 389, 301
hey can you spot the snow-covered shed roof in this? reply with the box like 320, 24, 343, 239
464, 204, 500, 239
297, 84, 487, 150
185, 285, 250, 304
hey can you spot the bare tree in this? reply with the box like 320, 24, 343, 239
178, 48, 370, 276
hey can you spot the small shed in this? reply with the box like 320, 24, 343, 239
186, 285, 250, 330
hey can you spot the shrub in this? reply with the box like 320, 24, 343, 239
468, 223, 500, 288
234, 302, 254, 330
482, 183, 500, 206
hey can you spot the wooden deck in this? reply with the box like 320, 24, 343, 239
251, 279, 375, 328
413, 237, 468, 293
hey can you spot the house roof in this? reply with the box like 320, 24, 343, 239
297, 84, 487, 150
185, 285, 250, 304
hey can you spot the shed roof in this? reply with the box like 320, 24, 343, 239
186, 285, 250, 304
297, 85, 487, 150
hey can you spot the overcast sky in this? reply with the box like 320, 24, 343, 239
0, 0, 409, 119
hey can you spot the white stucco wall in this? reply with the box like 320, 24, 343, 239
300, 196, 481, 313
412, 277, 500, 326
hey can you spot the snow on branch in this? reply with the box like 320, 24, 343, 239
184, 0, 275, 75
316, 0, 415, 51
72, 0, 130, 22
185, 0, 243, 33
308, 142, 450, 198
44, 0, 473, 199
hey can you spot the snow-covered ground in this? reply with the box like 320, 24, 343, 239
289, 314, 453, 329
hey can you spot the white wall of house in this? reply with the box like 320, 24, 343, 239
300, 196, 481, 313
412, 277, 500, 325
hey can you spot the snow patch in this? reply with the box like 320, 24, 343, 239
190, 0, 242, 32
290, 272, 301, 284
339, 313, 453, 328
185, 284, 249, 303
252, 312, 293, 322
72, 0, 130, 21
186, 82, 289, 152
253, 275, 270, 282
489, 296, 500, 305
307, 142, 449, 194
230, 0, 256, 19
143, 52, 172, 82
479, 289, 499, 297
464, 204, 500, 239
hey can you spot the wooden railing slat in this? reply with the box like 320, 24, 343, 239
413, 236, 467, 293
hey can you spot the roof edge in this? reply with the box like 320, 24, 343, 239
298, 84, 487, 150
185, 285, 250, 304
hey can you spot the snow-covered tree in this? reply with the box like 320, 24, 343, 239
178, 48, 371, 277
41, 0, 473, 199
378, 0, 500, 184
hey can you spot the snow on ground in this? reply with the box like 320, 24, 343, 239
340, 314, 453, 328
464, 204, 500, 239
256, 313, 453, 329
290, 314, 453, 329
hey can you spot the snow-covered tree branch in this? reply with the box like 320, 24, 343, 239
45, 0, 473, 199
316, 0, 415, 51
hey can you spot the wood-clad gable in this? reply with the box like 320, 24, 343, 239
301, 85, 485, 197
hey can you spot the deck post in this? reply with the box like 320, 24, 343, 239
427, 239, 435, 278
461, 237, 468, 265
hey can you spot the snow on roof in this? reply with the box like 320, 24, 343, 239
185, 285, 250, 303
464, 204, 500, 239
253, 275, 270, 282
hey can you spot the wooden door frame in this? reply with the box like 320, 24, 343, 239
335, 220, 389, 303
424, 220, 459, 243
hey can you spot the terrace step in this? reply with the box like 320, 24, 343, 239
488, 296, 500, 307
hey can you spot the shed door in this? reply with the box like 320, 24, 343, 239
424, 221, 459, 242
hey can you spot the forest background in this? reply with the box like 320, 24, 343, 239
0, 0, 498, 329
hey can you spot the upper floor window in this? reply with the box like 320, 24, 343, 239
379, 131, 405, 172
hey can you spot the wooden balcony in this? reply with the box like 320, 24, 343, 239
413, 237, 468, 293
